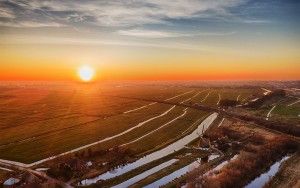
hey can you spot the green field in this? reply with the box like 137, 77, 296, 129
0, 84, 205, 163
0, 83, 296, 165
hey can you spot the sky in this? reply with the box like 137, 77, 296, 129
0, 0, 299, 81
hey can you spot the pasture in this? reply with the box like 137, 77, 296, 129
0, 82, 296, 165
0, 83, 202, 163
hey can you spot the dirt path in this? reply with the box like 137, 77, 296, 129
180, 91, 202, 104
0, 167, 13, 172
262, 88, 272, 95
236, 94, 241, 101
266, 105, 276, 120
217, 93, 221, 105
165, 90, 194, 101
287, 98, 300, 107
121, 108, 188, 146
123, 102, 157, 114
217, 118, 225, 127
124, 90, 194, 114
0, 160, 72, 188
200, 91, 211, 103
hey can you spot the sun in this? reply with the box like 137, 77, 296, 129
78, 65, 95, 82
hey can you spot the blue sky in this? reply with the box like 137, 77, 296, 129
1, 0, 299, 37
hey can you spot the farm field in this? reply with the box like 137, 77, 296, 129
0, 83, 200, 163
0, 81, 299, 188
1, 1, 299, 187
230, 89, 300, 124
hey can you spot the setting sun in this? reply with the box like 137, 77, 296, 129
78, 65, 95, 82
0, 1, 299, 187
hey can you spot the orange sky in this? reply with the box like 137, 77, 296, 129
1, 41, 299, 81
0, 1, 299, 81
1, 52, 299, 81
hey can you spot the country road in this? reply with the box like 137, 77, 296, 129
0, 160, 72, 188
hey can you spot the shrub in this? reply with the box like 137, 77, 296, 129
190, 135, 297, 188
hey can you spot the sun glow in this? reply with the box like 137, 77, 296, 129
78, 65, 95, 82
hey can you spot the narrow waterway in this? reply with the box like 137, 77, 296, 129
112, 159, 178, 188
80, 113, 218, 185
144, 154, 219, 188
245, 155, 290, 188
199, 154, 238, 178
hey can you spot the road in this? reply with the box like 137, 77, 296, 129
0, 160, 72, 188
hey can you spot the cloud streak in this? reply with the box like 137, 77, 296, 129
0, 0, 246, 28
118, 29, 236, 38
0, 33, 224, 52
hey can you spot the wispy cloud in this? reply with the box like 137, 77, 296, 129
0, 20, 63, 28
118, 29, 188, 38
118, 29, 236, 38
0, 6, 15, 18
0, 33, 211, 52
0, 0, 246, 28
241, 19, 271, 24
